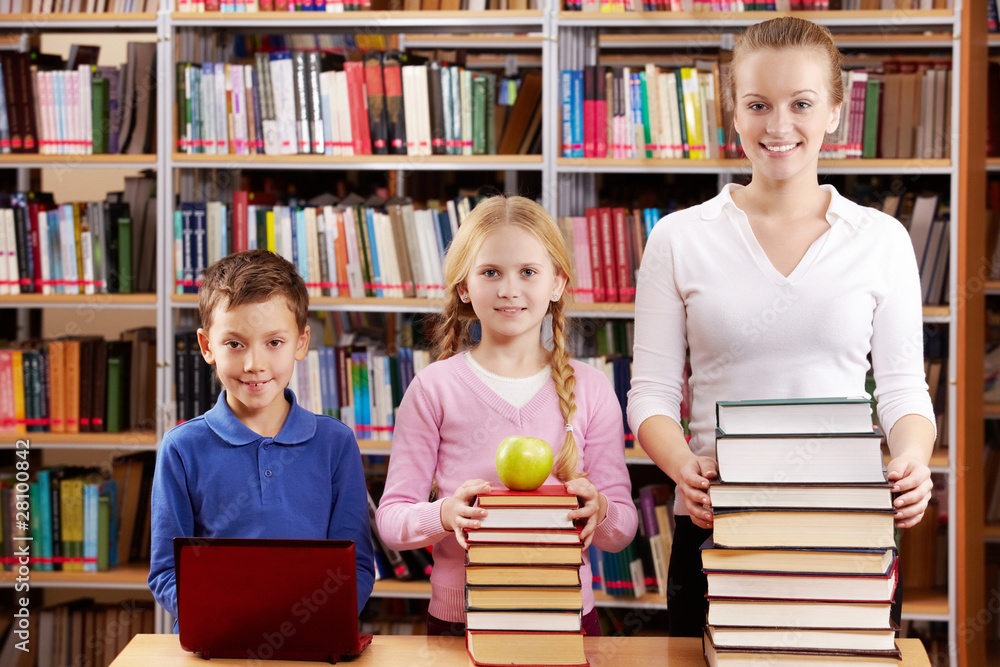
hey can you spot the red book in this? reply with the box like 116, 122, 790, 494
343, 62, 372, 156
583, 65, 595, 158
477, 485, 579, 508
612, 207, 633, 303
584, 207, 604, 303
595, 65, 607, 159
598, 207, 617, 302
231, 191, 249, 253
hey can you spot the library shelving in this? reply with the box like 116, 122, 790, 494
1, 1, 987, 663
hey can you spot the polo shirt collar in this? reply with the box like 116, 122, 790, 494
700, 183, 861, 230
204, 388, 317, 446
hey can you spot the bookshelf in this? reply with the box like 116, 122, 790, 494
0, 1, 986, 663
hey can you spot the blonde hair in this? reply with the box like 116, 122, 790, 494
435, 195, 584, 483
727, 16, 845, 112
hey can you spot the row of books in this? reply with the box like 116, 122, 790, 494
883, 190, 950, 307
0, 329, 157, 435
0, 599, 154, 667
0, 0, 155, 11
703, 398, 902, 665
176, 51, 541, 158
174, 0, 537, 11
0, 44, 156, 156
174, 194, 472, 298
561, 60, 951, 162
464, 486, 588, 667
563, 0, 946, 9
0, 182, 157, 295
4, 454, 155, 575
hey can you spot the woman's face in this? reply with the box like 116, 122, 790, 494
732, 48, 842, 184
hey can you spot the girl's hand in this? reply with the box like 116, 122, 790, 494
565, 478, 608, 549
678, 456, 718, 529
886, 457, 933, 528
440, 479, 492, 549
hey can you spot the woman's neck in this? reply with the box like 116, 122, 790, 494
734, 177, 829, 225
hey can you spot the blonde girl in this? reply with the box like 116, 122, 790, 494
627, 17, 936, 636
377, 195, 638, 636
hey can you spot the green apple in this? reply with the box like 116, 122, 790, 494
495, 436, 554, 491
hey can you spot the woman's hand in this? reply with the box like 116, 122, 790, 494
440, 479, 492, 549
886, 456, 933, 528
565, 478, 608, 549
678, 456, 718, 529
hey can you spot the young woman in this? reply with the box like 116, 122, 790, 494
626, 17, 936, 636
376, 195, 638, 636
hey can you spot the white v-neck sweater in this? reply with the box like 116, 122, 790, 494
627, 184, 936, 516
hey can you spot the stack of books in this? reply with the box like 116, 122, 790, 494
464, 485, 589, 667
702, 397, 903, 666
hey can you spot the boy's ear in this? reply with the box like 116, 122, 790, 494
197, 328, 216, 365
295, 325, 311, 362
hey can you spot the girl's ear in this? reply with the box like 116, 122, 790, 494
553, 271, 568, 300
827, 102, 843, 135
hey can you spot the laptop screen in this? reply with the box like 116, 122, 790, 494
174, 538, 372, 662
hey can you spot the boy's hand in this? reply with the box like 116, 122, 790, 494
678, 456, 718, 529
886, 456, 933, 528
440, 479, 491, 549
565, 478, 607, 549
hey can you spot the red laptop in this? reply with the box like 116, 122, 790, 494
174, 538, 373, 662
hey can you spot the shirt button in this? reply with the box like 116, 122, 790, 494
263, 443, 271, 450
264, 470, 272, 477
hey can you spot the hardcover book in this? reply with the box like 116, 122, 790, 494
715, 397, 875, 436
711, 508, 896, 550
465, 630, 588, 667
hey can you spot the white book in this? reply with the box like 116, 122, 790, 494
201, 64, 217, 155
269, 54, 298, 155
373, 212, 402, 299
341, 207, 366, 299
658, 70, 677, 160
622, 67, 634, 159
37, 210, 51, 295
400, 66, 417, 156
214, 63, 228, 154
279, 206, 294, 264
59, 205, 79, 295
445, 199, 459, 238
334, 71, 353, 157
318, 70, 335, 156
321, 206, 340, 297
419, 210, 443, 298
232, 64, 249, 155
449, 66, 462, 157
78, 65, 92, 155
307, 349, 322, 415
414, 65, 432, 157
80, 229, 95, 295
698, 71, 717, 160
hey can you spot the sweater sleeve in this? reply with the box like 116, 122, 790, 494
147, 434, 192, 624
870, 219, 937, 436
585, 377, 639, 553
627, 215, 689, 434
326, 426, 376, 613
375, 375, 451, 551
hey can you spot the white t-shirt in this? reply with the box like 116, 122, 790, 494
465, 353, 551, 409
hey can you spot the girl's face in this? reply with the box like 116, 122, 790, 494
732, 48, 842, 184
462, 224, 567, 349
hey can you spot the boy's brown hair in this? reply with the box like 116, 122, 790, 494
198, 249, 309, 333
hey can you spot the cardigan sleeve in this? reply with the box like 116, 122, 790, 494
375, 375, 451, 551
583, 374, 639, 553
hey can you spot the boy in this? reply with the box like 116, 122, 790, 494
148, 250, 375, 630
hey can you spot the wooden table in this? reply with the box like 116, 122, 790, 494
111, 634, 932, 666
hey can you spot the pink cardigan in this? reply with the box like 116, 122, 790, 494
375, 352, 638, 623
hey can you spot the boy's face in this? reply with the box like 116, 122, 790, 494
197, 296, 310, 431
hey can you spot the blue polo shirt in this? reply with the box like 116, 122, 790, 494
148, 389, 375, 628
